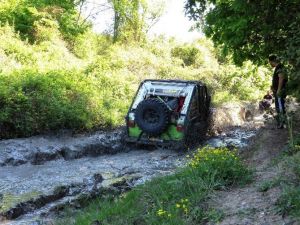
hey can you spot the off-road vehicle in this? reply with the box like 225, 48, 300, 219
125, 79, 211, 148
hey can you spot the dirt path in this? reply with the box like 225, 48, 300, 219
209, 120, 299, 225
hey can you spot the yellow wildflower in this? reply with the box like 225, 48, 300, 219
157, 209, 166, 216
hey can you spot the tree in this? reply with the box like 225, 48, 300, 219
110, 0, 165, 43
143, 0, 165, 34
185, 0, 300, 98
76, 0, 112, 29
111, 0, 146, 43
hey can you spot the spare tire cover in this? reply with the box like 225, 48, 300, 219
135, 98, 170, 135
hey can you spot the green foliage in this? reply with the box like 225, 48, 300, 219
277, 186, 300, 218
185, 0, 300, 100
257, 178, 282, 192
0, 22, 270, 138
71, 32, 113, 60
171, 45, 200, 67
275, 149, 300, 219
0, 24, 35, 68
59, 147, 251, 225
0, 24, 82, 73
188, 147, 252, 187
112, 0, 147, 43
0, 0, 89, 43
217, 61, 270, 102
0, 70, 101, 138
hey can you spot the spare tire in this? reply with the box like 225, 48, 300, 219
135, 98, 170, 135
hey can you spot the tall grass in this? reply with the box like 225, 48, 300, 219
276, 147, 300, 219
271, 124, 300, 219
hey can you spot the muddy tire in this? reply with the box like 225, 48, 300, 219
135, 98, 170, 136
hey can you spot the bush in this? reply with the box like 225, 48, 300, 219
0, 24, 83, 73
0, 0, 89, 43
0, 70, 101, 138
188, 146, 252, 187
171, 45, 200, 67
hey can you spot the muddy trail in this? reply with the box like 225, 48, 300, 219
0, 104, 265, 225
208, 104, 300, 225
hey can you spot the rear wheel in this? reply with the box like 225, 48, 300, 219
135, 98, 170, 136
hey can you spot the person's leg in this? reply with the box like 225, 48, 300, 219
277, 97, 286, 128
274, 95, 280, 125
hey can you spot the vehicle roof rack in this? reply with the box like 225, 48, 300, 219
142, 79, 205, 86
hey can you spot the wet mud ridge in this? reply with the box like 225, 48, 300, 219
0, 130, 124, 167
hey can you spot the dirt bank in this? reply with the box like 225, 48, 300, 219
207, 103, 300, 225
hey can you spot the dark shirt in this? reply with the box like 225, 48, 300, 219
272, 63, 288, 93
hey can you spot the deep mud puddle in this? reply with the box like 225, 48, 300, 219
206, 128, 257, 148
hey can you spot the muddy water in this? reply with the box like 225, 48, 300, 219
1, 149, 186, 225
206, 128, 256, 148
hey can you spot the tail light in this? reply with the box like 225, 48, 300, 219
127, 112, 135, 127
127, 120, 135, 127
176, 124, 184, 132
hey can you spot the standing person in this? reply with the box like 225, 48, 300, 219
268, 55, 288, 128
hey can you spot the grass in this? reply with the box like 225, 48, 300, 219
257, 178, 283, 192
0, 191, 41, 214
275, 146, 300, 217
58, 147, 252, 225
266, 129, 300, 220
276, 186, 300, 218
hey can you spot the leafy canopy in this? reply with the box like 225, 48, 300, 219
0, 0, 90, 42
185, 0, 300, 98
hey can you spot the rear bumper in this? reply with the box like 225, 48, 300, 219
125, 136, 185, 149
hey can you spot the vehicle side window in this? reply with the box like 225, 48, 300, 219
202, 87, 207, 102
198, 86, 207, 118
188, 87, 199, 119
198, 87, 202, 104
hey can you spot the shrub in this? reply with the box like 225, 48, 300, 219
0, 0, 89, 43
188, 146, 252, 187
0, 70, 101, 138
171, 45, 200, 67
